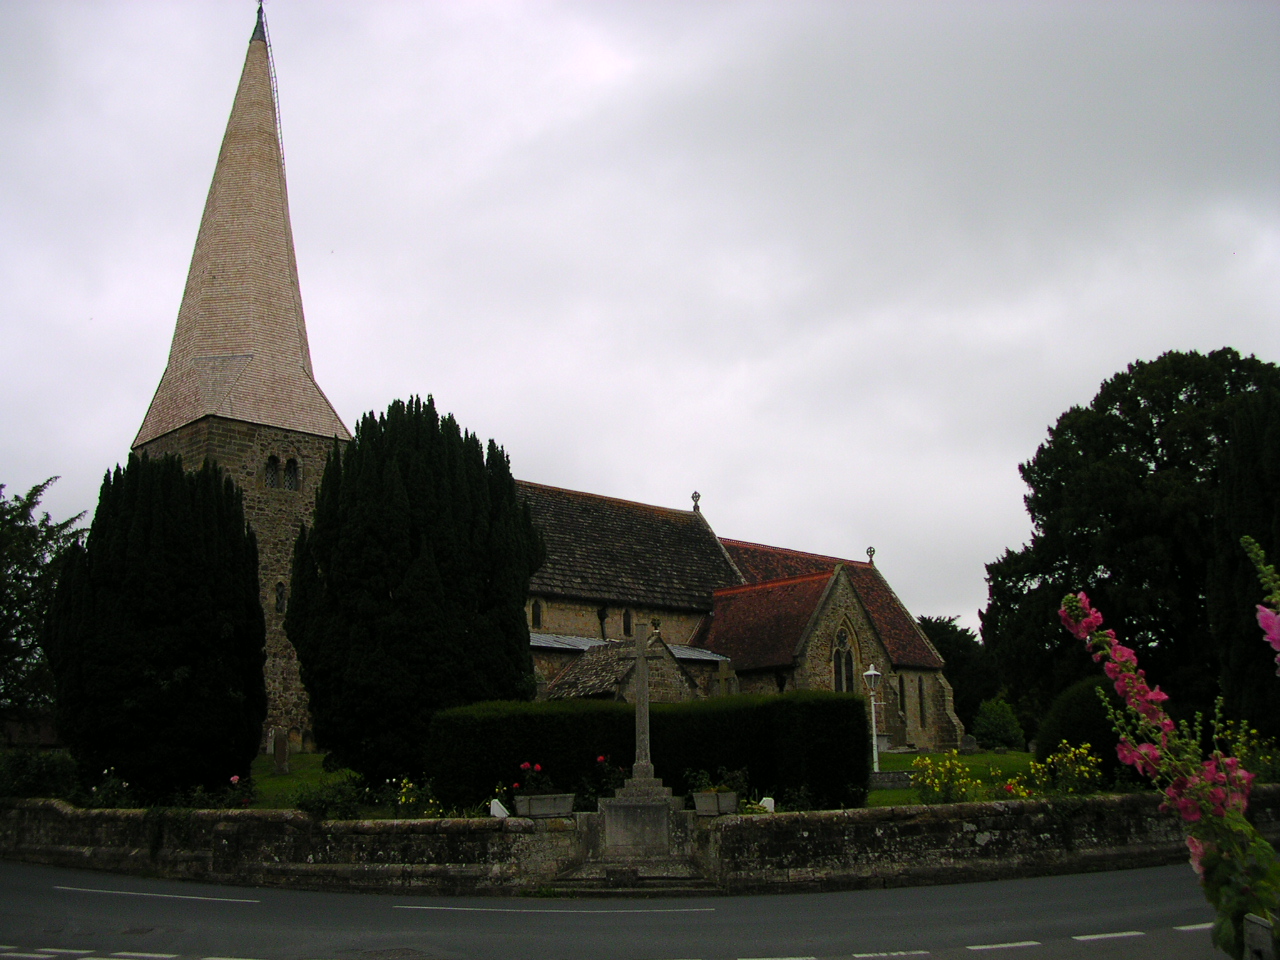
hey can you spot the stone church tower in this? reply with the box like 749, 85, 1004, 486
133, 8, 350, 750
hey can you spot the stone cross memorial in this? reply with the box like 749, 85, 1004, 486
599, 619, 679, 857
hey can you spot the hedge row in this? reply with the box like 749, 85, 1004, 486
424, 691, 871, 810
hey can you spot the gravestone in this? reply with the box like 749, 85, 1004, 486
959, 734, 979, 755
272, 727, 290, 775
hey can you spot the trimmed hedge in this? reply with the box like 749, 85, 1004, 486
425, 691, 871, 810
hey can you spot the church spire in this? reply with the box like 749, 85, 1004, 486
134, 7, 350, 449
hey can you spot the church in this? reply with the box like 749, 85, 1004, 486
133, 9, 963, 755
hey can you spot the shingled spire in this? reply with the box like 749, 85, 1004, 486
134, 7, 350, 447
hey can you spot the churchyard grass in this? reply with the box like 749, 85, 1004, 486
879, 750, 1034, 780
249, 752, 345, 808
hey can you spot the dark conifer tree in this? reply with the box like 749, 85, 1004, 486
981, 349, 1280, 734
1208, 387, 1280, 737
286, 397, 543, 783
45, 454, 266, 799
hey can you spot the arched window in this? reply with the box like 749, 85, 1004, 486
531, 600, 543, 630
833, 652, 844, 692
283, 458, 299, 491
623, 608, 633, 637
918, 675, 927, 726
275, 582, 287, 614
899, 675, 906, 717
264, 456, 280, 488
844, 651, 855, 691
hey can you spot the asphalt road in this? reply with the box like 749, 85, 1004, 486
0, 860, 1219, 960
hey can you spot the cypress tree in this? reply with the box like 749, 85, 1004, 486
45, 454, 266, 799
287, 397, 543, 783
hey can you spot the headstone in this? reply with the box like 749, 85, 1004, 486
489, 799, 510, 819
272, 727, 290, 775
959, 734, 979, 755
760, 796, 776, 813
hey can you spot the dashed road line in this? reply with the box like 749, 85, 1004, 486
393, 904, 714, 914
1175, 922, 1214, 931
38, 951, 95, 955
3, 954, 53, 959
109, 954, 182, 958
965, 943, 1040, 952
1071, 931, 1143, 941
54, 886, 258, 905
851, 952, 930, 957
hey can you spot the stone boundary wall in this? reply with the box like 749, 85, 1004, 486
2, 786, 1277, 896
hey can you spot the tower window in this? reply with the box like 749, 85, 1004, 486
284, 458, 299, 491
899, 675, 906, 716
919, 675, 927, 726
265, 456, 280, 488
623, 608, 633, 637
531, 600, 543, 630
275, 582, 287, 614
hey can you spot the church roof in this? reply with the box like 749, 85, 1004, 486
694, 572, 835, 671
719, 540, 944, 669
544, 641, 633, 699
134, 9, 350, 448
517, 481, 742, 610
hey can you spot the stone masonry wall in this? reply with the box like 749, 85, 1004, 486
5, 786, 1277, 896
529, 597, 705, 646
137, 415, 343, 750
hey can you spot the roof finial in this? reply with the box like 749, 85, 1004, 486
866, 546, 875, 564
691, 491, 701, 512
251, 2, 266, 43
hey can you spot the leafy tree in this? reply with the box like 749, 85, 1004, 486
981, 349, 1280, 732
971, 697, 1024, 750
0, 478, 83, 725
916, 615, 998, 732
1208, 387, 1280, 738
45, 454, 266, 799
287, 396, 543, 784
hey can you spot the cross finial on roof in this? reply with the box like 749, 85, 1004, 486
867, 546, 876, 564
691, 491, 701, 512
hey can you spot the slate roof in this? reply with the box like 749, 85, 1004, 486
718, 540, 944, 669
694, 573, 834, 671
134, 13, 349, 448
545, 641, 633, 699
517, 481, 742, 610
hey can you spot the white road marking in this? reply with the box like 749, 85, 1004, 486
3, 954, 54, 959
1071, 931, 1143, 941
1175, 922, 1214, 931
852, 952, 930, 957
109, 954, 182, 958
965, 944, 1040, 952
393, 904, 714, 914
38, 951, 95, 955
739, 957, 817, 960
54, 886, 258, 905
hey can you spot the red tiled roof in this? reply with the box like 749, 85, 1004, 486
518, 481, 741, 610
719, 540, 943, 669
694, 572, 834, 671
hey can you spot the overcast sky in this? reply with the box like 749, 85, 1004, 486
3, 1, 1277, 633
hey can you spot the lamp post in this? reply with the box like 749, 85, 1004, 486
863, 663, 881, 773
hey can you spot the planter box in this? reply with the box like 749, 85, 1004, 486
693, 791, 738, 816
514, 794, 575, 818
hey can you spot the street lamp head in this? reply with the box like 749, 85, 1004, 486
863, 663, 881, 691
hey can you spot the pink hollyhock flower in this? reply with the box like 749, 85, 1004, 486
534, 764, 542, 772
512, 782, 520, 790
230, 775, 240, 784
1258, 605, 1280, 653
597, 755, 606, 763
520, 762, 531, 771
1186, 836, 1208, 878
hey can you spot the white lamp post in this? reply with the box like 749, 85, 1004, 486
863, 664, 881, 773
